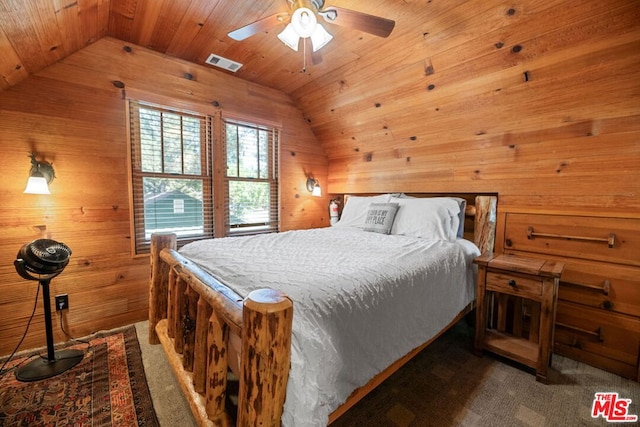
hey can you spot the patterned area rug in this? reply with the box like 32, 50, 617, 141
0, 326, 158, 427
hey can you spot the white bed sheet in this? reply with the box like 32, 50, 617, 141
179, 227, 480, 426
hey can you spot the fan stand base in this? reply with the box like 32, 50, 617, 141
15, 349, 84, 382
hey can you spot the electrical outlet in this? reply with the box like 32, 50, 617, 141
55, 294, 69, 311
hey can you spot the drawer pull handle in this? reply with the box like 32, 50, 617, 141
556, 322, 604, 341
601, 300, 614, 311
527, 226, 616, 248
569, 336, 582, 349
508, 279, 517, 287
561, 279, 611, 295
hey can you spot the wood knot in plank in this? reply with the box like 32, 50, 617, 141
556, 162, 568, 173
424, 58, 434, 75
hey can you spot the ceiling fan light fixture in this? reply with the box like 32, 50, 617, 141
228, 0, 396, 58
279, 0, 332, 52
310, 23, 332, 52
277, 23, 300, 51
291, 6, 317, 38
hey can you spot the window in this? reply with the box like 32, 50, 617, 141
173, 199, 185, 214
129, 101, 213, 253
128, 101, 279, 254
224, 119, 279, 235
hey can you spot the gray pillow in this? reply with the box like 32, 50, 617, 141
362, 203, 400, 234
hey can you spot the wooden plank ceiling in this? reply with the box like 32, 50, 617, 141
0, 0, 412, 94
1, 0, 637, 168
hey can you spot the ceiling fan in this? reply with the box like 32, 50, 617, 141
228, 0, 395, 53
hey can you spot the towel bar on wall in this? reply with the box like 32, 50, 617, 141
556, 322, 604, 342
560, 279, 611, 295
526, 226, 616, 248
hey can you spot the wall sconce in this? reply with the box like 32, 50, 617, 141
24, 153, 55, 195
306, 175, 322, 197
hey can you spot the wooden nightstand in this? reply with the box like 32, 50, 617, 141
474, 253, 564, 383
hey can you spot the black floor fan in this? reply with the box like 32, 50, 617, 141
13, 238, 83, 382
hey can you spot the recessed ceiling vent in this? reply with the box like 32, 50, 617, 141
205, 53, 243, 72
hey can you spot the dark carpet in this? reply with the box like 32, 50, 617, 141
332, 320, 640, 427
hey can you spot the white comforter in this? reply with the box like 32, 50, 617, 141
179, 227, 480, 426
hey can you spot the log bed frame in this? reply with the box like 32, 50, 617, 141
148, 194, 498, 426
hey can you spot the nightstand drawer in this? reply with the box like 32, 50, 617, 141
504, 213, 640, 267
554, 301, 640, 374
559, 259, 640, 317
486, 271, 543, 299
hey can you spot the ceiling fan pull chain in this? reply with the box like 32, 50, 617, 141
301, 38, 307, 73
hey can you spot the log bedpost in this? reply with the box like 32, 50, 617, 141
174, 276, 188, 354
238, 289, 293, 426
166, 268, 177, 339
474, 196, 497, 255
183, 284, 199, 371
205, 311, 231, 426
193, 298, 212, 394
149, 233, 176, 344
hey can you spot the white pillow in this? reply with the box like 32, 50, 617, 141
389, 197, 461, 241
334, 194, 392, 228
396, 194, 467, 238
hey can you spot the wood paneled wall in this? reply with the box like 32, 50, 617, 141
292, 0, 639, 216
0, 37, 329, 356
0, 1, 638, 358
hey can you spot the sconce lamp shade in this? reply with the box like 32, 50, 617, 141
24, 154, 55, 195
306, 176, 322, 197
24, 175, 51, 195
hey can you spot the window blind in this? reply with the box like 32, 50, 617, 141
129, 101, 214, 254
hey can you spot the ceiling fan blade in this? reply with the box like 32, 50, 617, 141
311, 49, 323, 65
305, 38, 323, 65
319, 6, 395, 38
228, 12, 290, 41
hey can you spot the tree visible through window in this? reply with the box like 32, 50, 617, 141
225, 119, 278, 234
128, 101, 279, 254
